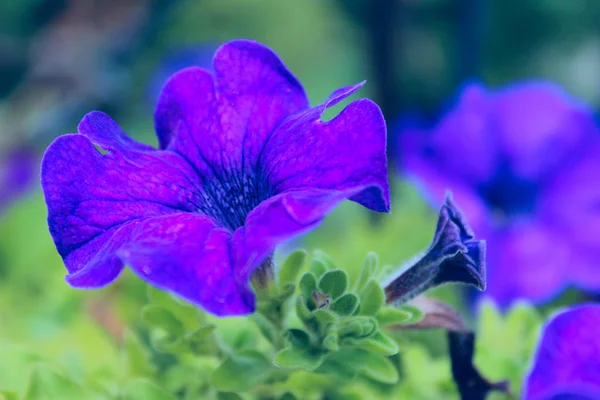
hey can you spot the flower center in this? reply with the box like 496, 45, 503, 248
198, 172, 273, 231
477, 167, 539, 221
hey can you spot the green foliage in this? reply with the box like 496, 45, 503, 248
348, 331, 400, 356
268, 251, 407, 387
211, 351, 273, 392
357, 279, 385, 316
474, 301, 542, 396
299, 272, 318, 301
122, 379, 178, 400
274, 347, 326, 371
278, 250, 307, 291
318, 269, 349, 300
375, 307, 413, 326
346, 350, 399, 384
21, 365, 89, 400
330, 293, 359, 316
217, 393, 244, 400
123, 329, 155, 378
354, 252, 379, 291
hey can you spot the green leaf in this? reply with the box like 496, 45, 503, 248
351, 350, 399, 384
278, 250, 307, 290
250, 313, 277, 343
357, 279, 385, 316
0, 392, 18, 400
474, 301, 542, 395
211, 350, 272, 392
312, 250, 337, 270
309, 258, 329, 278
230, 327, 258, 351
323, 349, 399, 384
397, 304, 425, 324
161, 358, 219, 396
355, 252, 379, 291
273, 348, 325, 371
276, 282, 296, 303
318, 269, 348, 300
122, 378, 177, 400
322, 333, 339, 351
184, 325, 216, 354
141, 305, 184, 337
296, 296, 314, 321
348, 331, 399, 356
299, 273, 318, 301
313, 309, 339, 326
0, 343, 41, 393
283, 329, 311, 348
376, 307, 413, 326
217, 393, 243, 400
123, 329, 155, 378
146, 286, 199, 329
22, 365, 88, 400
337, 316, 378, 339
330, 293, 359, 316
279, 393, 298, 400
141, 305, 187, 352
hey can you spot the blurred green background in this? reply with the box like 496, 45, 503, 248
0, 0, 598, 398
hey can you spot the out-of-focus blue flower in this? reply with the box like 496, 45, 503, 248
0, 146, 37, 212
524, 304, 600, 400
41, 40, 390, 317
398, 81, 600, 306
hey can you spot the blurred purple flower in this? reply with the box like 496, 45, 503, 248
41, 40, 390, 316
524, 304, 600, 400
0, 147, 37, 212
399, 81, 600, 306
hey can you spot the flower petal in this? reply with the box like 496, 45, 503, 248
65, 212, 250, 316
524, 304, 600, 400
232, 188, 368, 285
539, 141, 600, 261
154, 39, 309, 175
260, 89, 389, 213
536, 141, 600, 293
421, 84, 500, 186
401, 148, 492, 237
491, 81, 596, 180
42, 113, 205, 279
118, 214, 250, 316
484, 222, 570, 306
0, 146, 37, 212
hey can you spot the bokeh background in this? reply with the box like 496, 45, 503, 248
1, 0, 599, 398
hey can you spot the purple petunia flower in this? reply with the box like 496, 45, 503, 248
399, 81, 600, 306
0, 146, 37, 212
41, 40, 390, 316
524, 304, 600, 400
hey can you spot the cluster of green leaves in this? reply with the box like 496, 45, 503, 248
475, 302, 543, 398
270, 251, 421, 385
